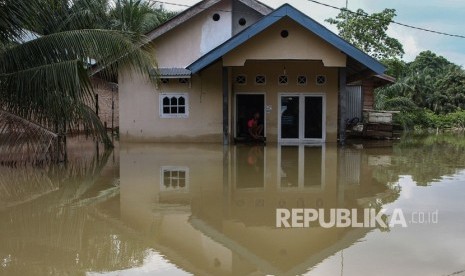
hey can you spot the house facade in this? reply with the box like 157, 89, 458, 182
119, 0, 386, 144
118, 143, 399, 275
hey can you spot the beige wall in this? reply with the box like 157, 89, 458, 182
120, 5, 348, 143
232, 60, 340, 142
223, 18, 346, 67
119, 59, 340, 143
117, 144, 376, 275
119, 143, 233, 275
153, 0, 233, 68
119, 61, 224, 142
152, 0, 268, 68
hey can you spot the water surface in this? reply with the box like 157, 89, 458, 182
1, 134, 465, 276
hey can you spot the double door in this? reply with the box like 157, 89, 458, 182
279, 94, 325, 142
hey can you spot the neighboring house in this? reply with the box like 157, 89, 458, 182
118, 0, 386, 143
91, 77, 119, 130
346, 74, 396, 121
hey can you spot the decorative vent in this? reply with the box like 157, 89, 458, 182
297, 75, 307, 85
235, 75, 247, 85
255, 75, 266, 85
179, 78, 189, 84
278, 75, 288, 85
161, 78, 169, 84
316, 75, 327, 85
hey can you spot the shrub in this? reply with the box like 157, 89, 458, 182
397, 109, 465, 129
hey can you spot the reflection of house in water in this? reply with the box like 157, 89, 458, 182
119, 143, 399, 276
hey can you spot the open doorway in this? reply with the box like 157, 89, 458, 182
235, 94, 265, 138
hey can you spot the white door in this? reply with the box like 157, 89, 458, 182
279, 94, 325, 142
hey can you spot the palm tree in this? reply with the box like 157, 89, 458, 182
110, 0, 178, 34
0, 0, 156, 156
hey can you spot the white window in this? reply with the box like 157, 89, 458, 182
159, 93, 189, 118
160, 166, 189, 192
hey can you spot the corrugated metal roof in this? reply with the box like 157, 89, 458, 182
153, 68, 192, 78
347, 74, 395, 87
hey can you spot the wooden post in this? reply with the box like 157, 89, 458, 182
222, 145, 230, 216
96, 141, 100, 162
339, 68, 347, 144
95, 93, 99, 118
63, 119, 67, 163
222, 67, 229, 145
111, 87, 115, 136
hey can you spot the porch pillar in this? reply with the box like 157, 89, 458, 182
339, 68, 347, 143
222, 67, 230, 145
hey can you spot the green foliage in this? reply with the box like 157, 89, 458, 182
424, 110, 465, 129
393, 110, 429, 130
29, 0, 177, 35
326, 8, 404, 60
394, 109, 465, 130
376, 50, 465, 127
383, 97, 417, 111
110, 0, 177, 34
408, 50, 459, 73
0, 0, 175, 148
327, 8, 465, 123
380, 58, 408, 79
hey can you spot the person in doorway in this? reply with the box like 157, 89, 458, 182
247, 112, 264, 139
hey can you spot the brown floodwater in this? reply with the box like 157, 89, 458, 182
1, 134, 465, 276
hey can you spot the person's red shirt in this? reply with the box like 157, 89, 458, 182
248, 118, 257, 128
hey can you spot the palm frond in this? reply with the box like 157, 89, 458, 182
0, 0, 37, 43
0, 29, 155, 77
0, 109, 58, 164
0, 59, 93, 108
70, 103, 113, 147
384, 96, 418, 111
1, 3, 158, 162
0, 29, 156, 151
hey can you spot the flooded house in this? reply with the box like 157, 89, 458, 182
118, 143, 399, 276
118, 0, 387, 144
3, 136, 465, 275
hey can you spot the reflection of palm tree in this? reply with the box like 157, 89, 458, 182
0, 145, 148, 274
0, 142, 113, 209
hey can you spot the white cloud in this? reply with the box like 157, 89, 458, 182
387, 26, 423, 62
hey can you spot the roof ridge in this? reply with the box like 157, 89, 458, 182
146, 0, 273, 42
187, 3, 385, 75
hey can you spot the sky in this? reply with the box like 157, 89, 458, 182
156, 0, 465, 66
